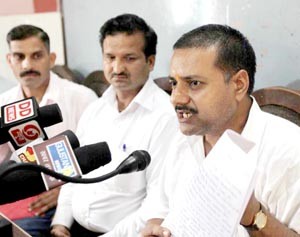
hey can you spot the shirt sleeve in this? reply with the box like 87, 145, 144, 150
258, 144, 300, 234
51, 182, 74, 228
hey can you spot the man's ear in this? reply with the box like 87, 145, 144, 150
6, 53, 12, 66
231, 69, 249, 101
147, 55, 155, 72
49, 52, 57, 68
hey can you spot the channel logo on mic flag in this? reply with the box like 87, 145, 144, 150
33, 135, 82, 190
47, 140, 76, 177
4, 98, 34, 124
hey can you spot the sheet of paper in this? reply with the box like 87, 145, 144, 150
162, 129, 257, 237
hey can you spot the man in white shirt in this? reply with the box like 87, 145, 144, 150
0, 76, 16, 93
51, 14, 178, 237
0, 24, 98, 237
140, 24, 300, 236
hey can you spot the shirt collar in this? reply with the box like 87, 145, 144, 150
38, 72, 59, 106
102, 78, 156, 112
241, 96, 267, 145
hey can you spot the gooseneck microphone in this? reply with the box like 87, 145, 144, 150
116, 150, 151, 174
0, 150, 150, 188
0, 142, 112, 204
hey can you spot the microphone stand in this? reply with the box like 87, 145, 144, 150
0, 162, 119, 184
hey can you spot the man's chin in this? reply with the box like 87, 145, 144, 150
179, 125, 205, 136
180, 127, 195, 136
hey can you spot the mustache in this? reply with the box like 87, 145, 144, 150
175, 105, 198, 114
20, 70, 41, 77
111, 72, 129, 78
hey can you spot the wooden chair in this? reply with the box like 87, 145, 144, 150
51, 64, 83, 83
154, 77, 172, 95
252, 86, 300, 126
82, 70, 109, 97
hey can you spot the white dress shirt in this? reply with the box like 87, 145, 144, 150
52, 78, 179, 236
149, 98, 300, 236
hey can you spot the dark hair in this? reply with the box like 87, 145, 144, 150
99, 13, 157, 58
7, 24, 50, 52
174, 24, 256, 94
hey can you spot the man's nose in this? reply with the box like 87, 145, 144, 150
170, 83, 190, 106
21, 57, 32, 70
112, 59, 125, 74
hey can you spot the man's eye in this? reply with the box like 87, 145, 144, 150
190, 80, 201, 88
13, 54, 24, 61
106, 56, 115, 61
169, 80, 177, 87
126, 57, 136, 61
33, 53, 42, 59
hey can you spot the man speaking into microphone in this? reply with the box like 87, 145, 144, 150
0, 24, 97, 236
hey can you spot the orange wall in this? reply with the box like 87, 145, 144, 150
34, 0, 58, 13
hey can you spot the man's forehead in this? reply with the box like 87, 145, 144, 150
10, 36, 46, 48
9, 42, 46, 54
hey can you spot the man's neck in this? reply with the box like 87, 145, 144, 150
203, 97, 253, 156
22, 84, 48, 104
116, 87, 143, 112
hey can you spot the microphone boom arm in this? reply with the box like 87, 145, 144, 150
0, 163, 119, 184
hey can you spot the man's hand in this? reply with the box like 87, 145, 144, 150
240, 192, 260, 226
140, 218, 171, 237
50, 224, 71, 237
29, 187, 61, 216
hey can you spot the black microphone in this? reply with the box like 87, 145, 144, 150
0, 150, 150, 184
0, 97, 62, 149
115, 150, 151, 174
0, 142, 111, 204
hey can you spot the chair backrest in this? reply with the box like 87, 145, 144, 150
252, 86, 300, 126
51, 64, 83, 83
83, 70, 110, 97
154, 77, 172, 95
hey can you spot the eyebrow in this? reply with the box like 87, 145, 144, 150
12, 50, 44, 55
169, 75, 208, 81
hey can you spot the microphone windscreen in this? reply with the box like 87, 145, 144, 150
74, 142, 111, 174
39, 103, 63, 127
131, 150, 151, 171
0, 161, 45, 204
54, 130, 80, 149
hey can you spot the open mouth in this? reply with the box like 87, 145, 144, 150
182, 111, 192, 119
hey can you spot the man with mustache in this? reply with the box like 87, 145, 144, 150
140, 24, 300, 236
0, 24, 98, 236
50, 13, 178, 237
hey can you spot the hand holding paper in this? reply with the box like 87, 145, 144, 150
162, 129, 258, 237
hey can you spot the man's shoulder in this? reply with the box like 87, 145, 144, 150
259, 111, 300, 155
53, 77, 97, 97
0, 86, 19, 105
151, 85, 174, 111
263, 111, 300, 134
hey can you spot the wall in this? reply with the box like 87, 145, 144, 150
62, 0, 300, 90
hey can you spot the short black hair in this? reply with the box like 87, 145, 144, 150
174, 24, 256, 94
7, 24, 50, 52
99, 13, 157, 58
